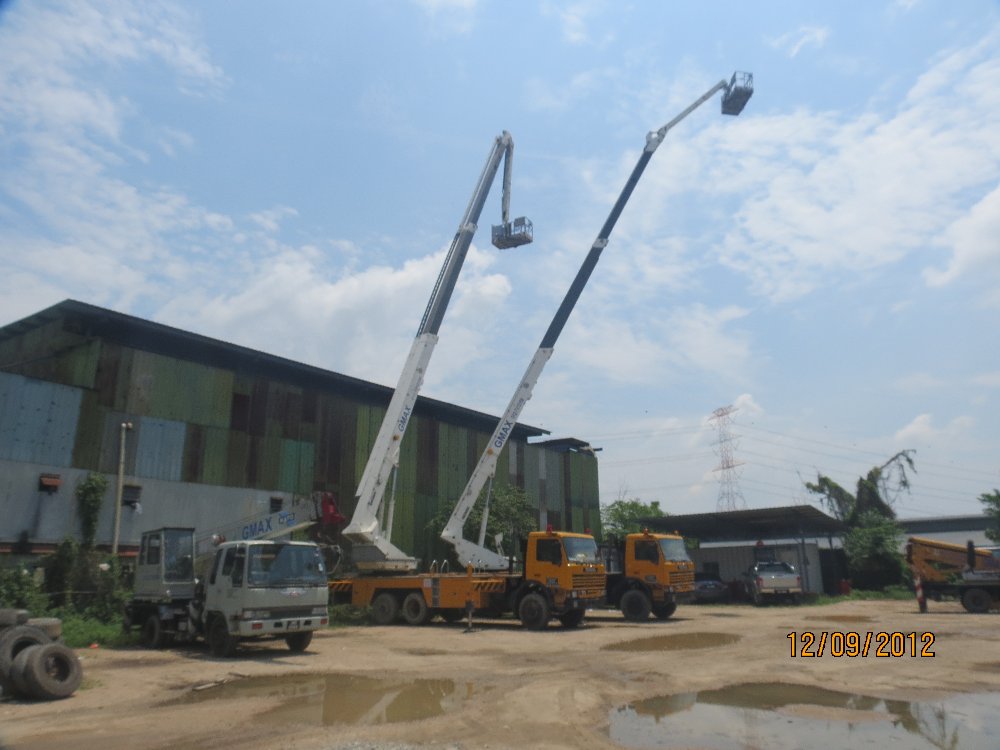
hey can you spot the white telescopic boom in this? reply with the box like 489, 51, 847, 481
441, 74, 754, 569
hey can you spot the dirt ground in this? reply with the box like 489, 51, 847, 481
2, 598, 999, 750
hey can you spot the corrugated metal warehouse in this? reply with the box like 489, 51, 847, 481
0, 300, 601, 564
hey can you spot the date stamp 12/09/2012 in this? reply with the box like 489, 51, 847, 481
787, 631, 935, 658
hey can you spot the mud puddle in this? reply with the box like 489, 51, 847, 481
608, 681, 1000, 749
603, 632, 740, 652
171, 673, 472, 726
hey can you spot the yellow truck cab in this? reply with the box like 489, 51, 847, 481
604, 530, 695, 621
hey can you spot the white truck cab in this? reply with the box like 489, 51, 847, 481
127, 527, 330, 657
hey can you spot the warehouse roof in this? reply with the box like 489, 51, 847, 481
644, 504, 846, 542
0, 299, 549, 440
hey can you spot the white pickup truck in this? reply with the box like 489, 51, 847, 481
742, 560, 802, 605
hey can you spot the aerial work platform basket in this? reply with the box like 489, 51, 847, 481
721, 71, 754, 116
491, 216, 534, 249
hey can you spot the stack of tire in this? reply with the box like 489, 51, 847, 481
0, 609, 82, 701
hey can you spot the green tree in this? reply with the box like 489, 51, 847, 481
75, 472, 108, 549
805, 450, 915, 525
426, 484, 537, 564
842, 510, 907, 589
600, 497, 665, 541
980, 489, 1000, 543
805, 451, 915, 590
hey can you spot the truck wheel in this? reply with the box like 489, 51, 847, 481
518, 593, 550, 630
401, 592, 430, 626
140, 614, 168, 649
962, 588, 992, 614
208, 617, 237, 658
285, 631, 313, 652
371, 592, 400, 626
620, 590, 651, 622
0, 625, 51, 696
652, 602, 677, 620
558, 609, 585, 628
23, 642, 82, 700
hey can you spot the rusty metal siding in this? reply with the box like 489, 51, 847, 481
72, 390, 104, 469
278, 438, 313, 494
566, 452, 599, 533
0, 372, 81, 466
0, 318, 99, 390
129, 351, 232, 428
134, 417, 186, 481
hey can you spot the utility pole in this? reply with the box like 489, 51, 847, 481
112, 421, 133, 555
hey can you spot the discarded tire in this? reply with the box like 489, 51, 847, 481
0, 609, 30, 628
22, 642, 82, 700
0, 625, 52, 697
9, 644, 41, 699
25, 617, 62, 641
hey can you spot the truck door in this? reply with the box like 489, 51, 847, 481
207, 545, 245, 608
529, 537, 566, 588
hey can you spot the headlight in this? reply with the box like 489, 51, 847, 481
312, 606, 328, 616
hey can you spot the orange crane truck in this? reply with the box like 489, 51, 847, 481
604, 530, 695, 621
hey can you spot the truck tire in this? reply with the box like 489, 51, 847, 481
22, 642, 82, 700
285, 631, 313, 652
140, 614, 168, 649
518, 592, 550, 630
26, 617, 62, 641
962, 588, 992, 614
401, 592, 431, 626
9, 644, 41, 699
0, 609, 29, 628
0, 625, 51, 696
208, 617, 237, 658
558, 609, 585, 628
371, 592, 400, 626
652, 602, 677, 620
620, 590, 651, 622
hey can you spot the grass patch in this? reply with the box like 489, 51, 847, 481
327, 604, 371, 627
56, 611, 138, 649
812, 585, 914, 606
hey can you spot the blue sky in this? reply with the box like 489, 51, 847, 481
1, 0, 998, 520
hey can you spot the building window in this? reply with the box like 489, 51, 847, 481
270, 496, 283, 514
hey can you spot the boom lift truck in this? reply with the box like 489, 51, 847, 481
907, 536, 1000, 613
341, 131, 532, 574
439, 72, 753, 621
331, 133, 604, 630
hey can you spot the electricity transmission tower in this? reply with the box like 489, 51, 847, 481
710, 405, 746, 512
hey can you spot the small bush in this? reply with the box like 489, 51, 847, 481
0, 564, 48, 611
53, 610, 137, 649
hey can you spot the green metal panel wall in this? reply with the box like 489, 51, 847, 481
0, 318, 99, 390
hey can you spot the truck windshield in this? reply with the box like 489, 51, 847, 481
563, 537, 600, 564
247, 544, 326, 587
658, 538, 690, 562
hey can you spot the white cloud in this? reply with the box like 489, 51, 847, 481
925, 182, 1000, 287
541, 0, 609, 46
971, 372, 1000, 388
707, 31, 1000, 302
894, 372, 948, 392
894, 413, 975, 445
410, 0, 478, 35
767, 26, 831, 58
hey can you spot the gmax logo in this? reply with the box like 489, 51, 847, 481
242, 517, 272, 538
493, 420, 514, 449
397, 406, 412, 432
492, 398, 526, 449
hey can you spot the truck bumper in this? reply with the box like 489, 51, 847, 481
234, 614, 328, 637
